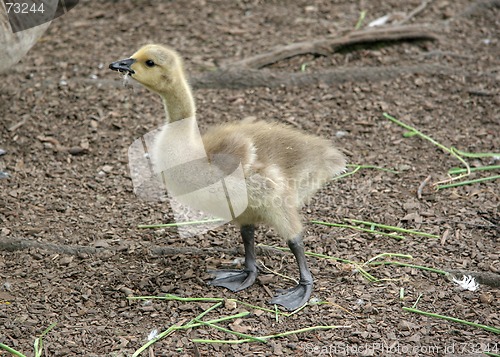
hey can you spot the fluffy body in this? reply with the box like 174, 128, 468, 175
201, 119, 345, 239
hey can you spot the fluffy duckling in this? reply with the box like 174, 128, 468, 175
110, 44, 346, 310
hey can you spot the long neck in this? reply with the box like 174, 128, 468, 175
160, 76, 196, 123
155, 76, 203, 161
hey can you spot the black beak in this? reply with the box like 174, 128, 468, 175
109, 58, 136, 75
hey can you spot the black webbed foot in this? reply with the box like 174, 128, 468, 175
269, 282, 312, 311
208, 225, 258, 292
208, 269, 258, 292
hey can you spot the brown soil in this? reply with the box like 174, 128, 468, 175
1, 0, 499, 356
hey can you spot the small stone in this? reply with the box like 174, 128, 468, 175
101, 165, 113, 173
93, 239, 109, 248
407, 333, 421, 342
252, 308, 264, 316
59, 256, 74, 266
271, 341, 283, 355
96, 195, 106, 203
68, 146, 88, 155
335, 130, 348, 138
397, 320, 414, 331
257, 274, 275, 285
225, 299, 237, 310
229, 318, 252, 333
2, 281, 12, 291
304, 5, 318, 12
0, 148, 6, 156
479, 293, 493, 304
398, 164, 412, 171
118, 286, 134, 297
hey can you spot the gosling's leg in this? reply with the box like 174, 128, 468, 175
270, 234, 313, 311
208, 225, 258, 292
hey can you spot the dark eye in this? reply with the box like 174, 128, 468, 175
145, 60, 155, 67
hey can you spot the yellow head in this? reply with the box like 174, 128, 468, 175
109, 44, 185, 95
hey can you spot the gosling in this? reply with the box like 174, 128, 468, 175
110, 44, 346, 310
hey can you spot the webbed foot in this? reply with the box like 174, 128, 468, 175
270, 282, 312, 311
208, 269, 258, 292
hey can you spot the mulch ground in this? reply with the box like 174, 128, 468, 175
0, 0, 499, 356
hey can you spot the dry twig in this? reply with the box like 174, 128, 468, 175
417, 175, 432, 199
398, 0, 434, 25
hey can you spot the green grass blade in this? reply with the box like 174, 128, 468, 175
311, 220, 406, 240
189, 312, 250, 329
34, 338, 42, 357
364, 253, 413, 265
383, 113, 451, 153
193, 319, 267, 343
412, 293, 423, 309
333, 164, 398, 181
450, 147, 500, 158
132, 301, 224, 357
368, 261, 448, 275
128, 294, 224, 303
0, 343, 26, 357
39, 323, 57, 337
34, 322, 56, 357
403, 307, 500, 334
192, 301, 224, 321
448, 165, 500, 175
192, 325, 349, 344
355, 10, 366, 29
260, 325, 350, 339
130, 294, 294, 317
191, 338, 252, 344
436, 175, 500, 189
132, 325, 178, 356
259, 244, 382, 282
383, 113, 471, 174
332, 165, 361, 180
403, 130, 418, 137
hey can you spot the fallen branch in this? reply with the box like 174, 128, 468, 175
192, 64, 456, 89
225, 24, 439, 69
0, 236, 282, 257
445, 269, 500, 288
0, 236, 104, 255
